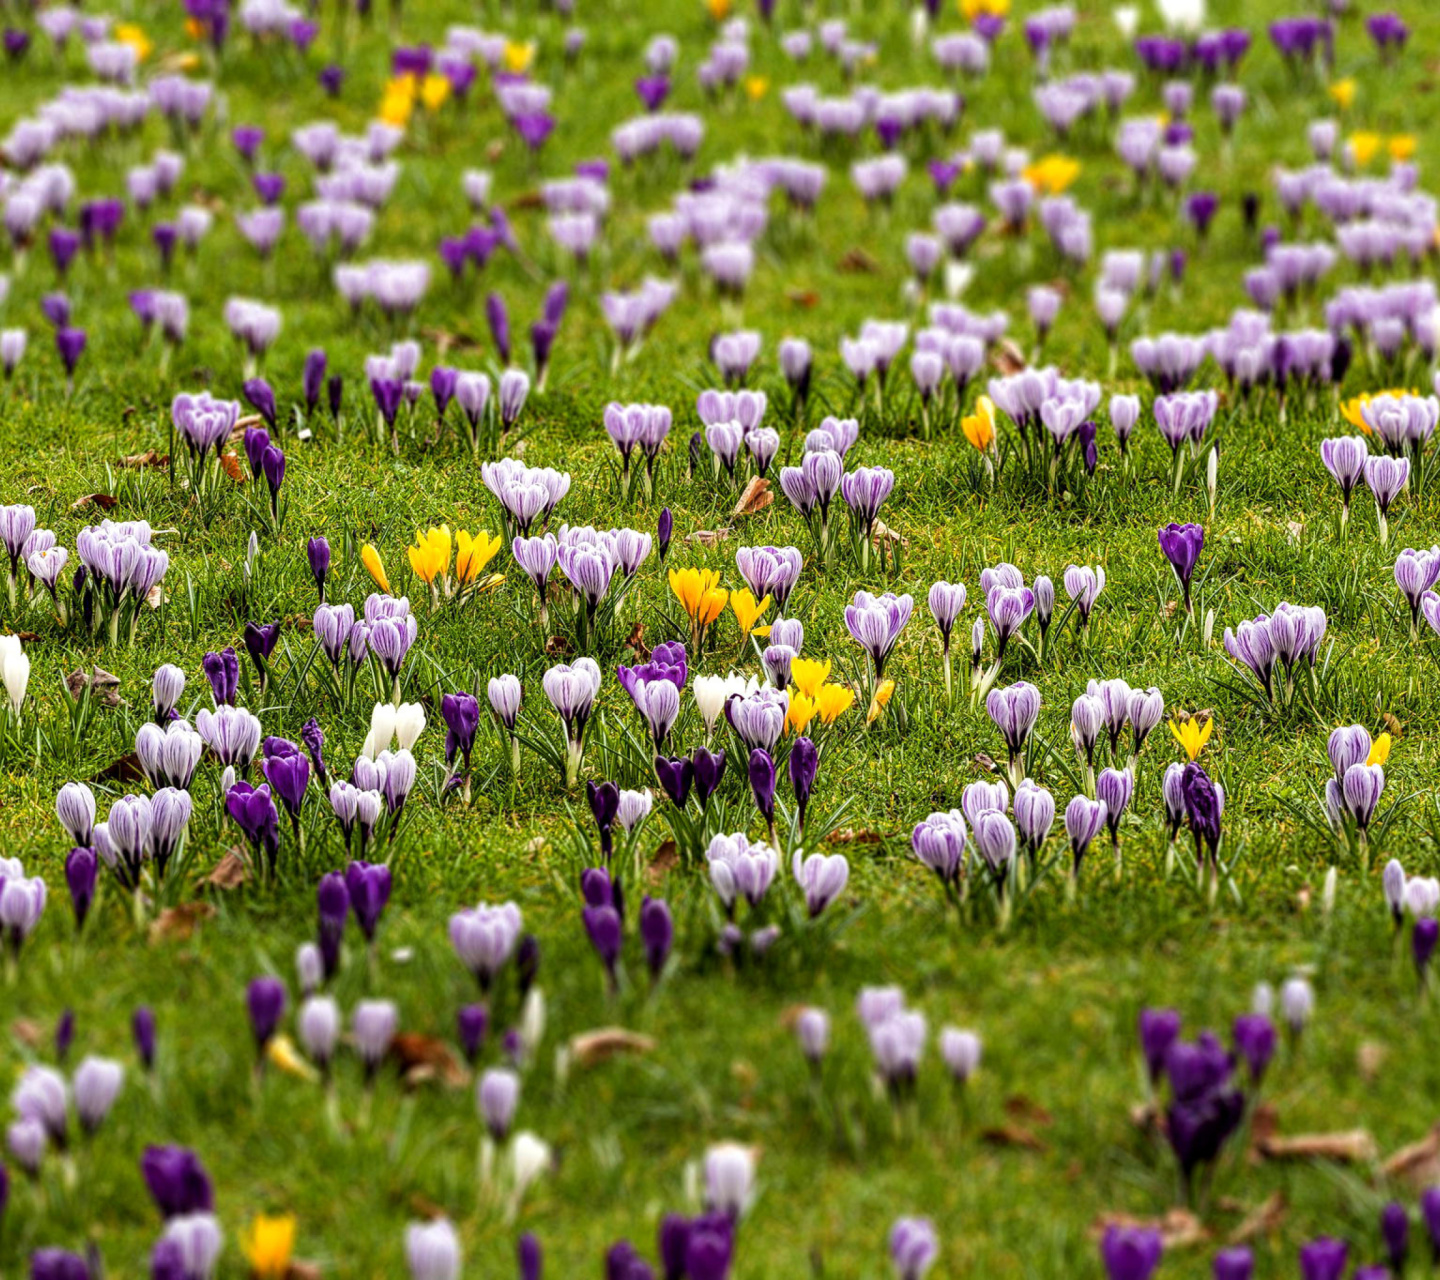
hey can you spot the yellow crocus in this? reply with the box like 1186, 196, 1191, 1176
696, 587, 729, 628
1389, 135, 1417, 163
420, 74, 451, 112
185, 17, 206, 39
456, 530, 502, 585
786, 693, 818, 735
1342, 389, 1416, 435
361, 543, 391, 594
115, 23, 153, 60
961, 0, 1009, 17
962, 396, 997, 452
240, 1214, 296, 1279
379, 95, 414, 129
790, 657, 832, 700
503, 40, 536, 73
867, 679, 896, 724
815, 684, 856, 724
670, 567, 722, 620
267, 1034, 319, 1082
705, 0, 732, 19
1168, 715, 1213, 761
407, 525, 452, 586
1023, 154, 1080, 196
744, 77, 769, 102
1328, 79, 1356, 111
1368, 733, 1392, 767
1349, 131, 1382, 168
731, 589, 772, 636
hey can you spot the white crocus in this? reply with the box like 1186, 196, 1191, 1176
394, 702, 426, 751
1156, 0, 1205, 34
692, 673, 750, 738
0, 633, 29, 717
1113, 4, 1140, 37
361, 701, 398, 759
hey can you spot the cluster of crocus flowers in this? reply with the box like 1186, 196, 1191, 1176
670, 566, 728, 650
405, 524, 504, 607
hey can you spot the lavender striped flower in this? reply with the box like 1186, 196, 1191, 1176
1064, 795, 1108, 878
986, 682, 1040, 778
844, 590, 913, 680
912, 810, 967, 884
1063, 565, 1105, 627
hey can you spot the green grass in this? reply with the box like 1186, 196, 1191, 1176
5, 0, 1440, 1276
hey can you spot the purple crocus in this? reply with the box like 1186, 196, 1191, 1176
246, 976, 286, 1056
1100, 1226, 1161, 1280
1158, 522, 1204, 613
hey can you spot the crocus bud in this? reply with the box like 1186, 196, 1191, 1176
1415, 918, 1439, 979
132, 1006, 157, 1071
657, 507, 673, 564
307, 537, 330, 601
247, 977, 287, 1057
788, 736, 818, 828
55, 1011, 75, 1065
478, 1067, 520, 1142
457, 1004, 489, 1065
152, 664, 186, 721
518, 1234, 543, 1280
795, 1007, 829, 1064
639, 896, 673, 981
65, 847, 97, 932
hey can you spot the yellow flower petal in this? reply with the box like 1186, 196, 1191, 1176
962, 395, 996, 451
503, 40, 536, 73
240, 1214, 296, 1279
867, 679, 896, 724
456, 530, 502, 584
730, 589, 772, 636
421, 74, 451, 112
361, 544, 391, 594
1328, 79, 1356, 111
1367, 732, 1392, 767
816, 684, 856, 724
267, 1034, 319, 1082
785, 693, 818, 735
790, 658, 832, 701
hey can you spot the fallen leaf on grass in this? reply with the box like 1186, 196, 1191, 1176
1004, 1095, 1054, 1126
870, 519, 907, 546
149, 902, 216, 943
10, 1019, 44, 1049
544, 635, 573, 655
1383, 712, 1404, 739
421, 327, 484, 356
1228, 1192, 1287, 1244
569, 1028, 656, 1067
219, 452, 247, 483
648, 839, 679, 883
393, 1033, 468, 1088
70, 492, 119, 513
991, 338, 1027, 376
89, 752, 145, 784
623, 622, 649, 660
286, 1263, 323, 1280
408, 1192, 449, 1221
826, 828, 882, 845
786, 289, 820, 308
1091, 1209, 1208, 1249
1382, 1125, 1440, 1189
509, 190, 545, 210
1255, 1129, 1377, 1163
838, 247, 879, 273
67, 667, 122, 706
684, 528, 732, 547
205, 851, 250, 890
146, 584, 165, 609
120, 449, 169, 469
981, 1124, 1048, 1152
731, 476, 772, 518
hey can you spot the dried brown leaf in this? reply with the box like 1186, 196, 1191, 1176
786, 289, 820, 308
206, 851, 251, 890
1091, 1209, 1208, 1249
544, 635, 573, 656
648, 839, 679, 884
980, 1124, 1048, 1152
1382, 1125, 1440, 1189
569, 1027, 657, 1067
485, 139, 506, 162
149, 902, 216, 943
67, 667, 121, 705
1383, 712, 1405, 739
285, 1263, 323, 1280
509, 190, 545, 210
870, 519, 906, 546
120, 449, 169, 469
11, 1018, 44, 1049
70, 492, 120, 513
219, 451, 247, 483
90, 752, 145, 784
973, 752, 998, 772
393, 1032, 469, 1089
1256, 1129, 1377, 1163
1358, 1040, 1387, 1083
684, 528, 731, 547
1228, 1193, 1287, 1244
826, 828, 882, 845
623, 622, 649, 660
731, 476, 773, 518
146, 583, 165, 610
991, 338, 1027, 376
838, 247, 879, 273
1004, 1095, 1054, 1126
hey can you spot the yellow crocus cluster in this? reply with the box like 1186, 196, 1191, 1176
961, 0, 1009, 18
240, 1214, 297, 1279
366, 531, 503, 604
115, 23, 153, 60
1023, 154, 1080, 196
1169, 714, 1213, 761
962, 396, 997, 452
671, 567, 728, 645
1328, 79, 1356, 111
744, 77, 769, 102
504, 40, 536, 73
378, 75, 418, 128
791, 658, 831, 699
1344, 131, 1413, 170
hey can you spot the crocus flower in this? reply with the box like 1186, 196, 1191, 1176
1158, 522, 1204, 613
890, 1218, 939, 1280
1100, 1226, 1161, 1280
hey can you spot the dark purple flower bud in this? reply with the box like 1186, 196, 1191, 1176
152, 1236, 189, 1280
1138, 1007, 1181, 1085
317, 871, 349, 980
1212, 1247, 1253, 1280
1231, 1013, 1276, 1085
132, 1007, 157, 1071
693, 747, 727, 809
56, 326, 86, 377
243, 378, 277, 430
684, 1215, 734, 1280
640, 897, 672, 981
232, 125, 264, 164
1298, 1238, 1347, 1280
430, 366, 458, 418
243, 621, 281, 677
659, 1216, 690, 1280
518, 1233, 543, 1280
326, 374, 343, 420
748, 748, 776, 826
788, 735, 818, 828
1415, 917, 1439, 977
49, 228, 81, 277
55, 1010, 75, 1065
141, 1144, 213, 1219
516, 933, 540, 998
442, 692, 482, 768
487, 292, 511, 365
1382, 1201, 1409, 1272
262, 444, 285, 506
247, 976, 286, 1053
301, 349, 326, 414
306, 537, 330, 601
581, 867, 614, 909
655, 756, 694, 807
0, 1159, 8, 1229
457, 1003, 488, 1065
583, 905, 623, 980
1100, 1225, 1162, 1280
344, 861, 392, 942
243, 425, 270, 480
202, 647, 239, 706
1181, 762, 1223, 864
65, 847, 97, 931
253, 172, 285, 205
301, 717, 327, 789
319, 63, 345, 96
636, 75, 671, 112
657, 508, 673, 563
587, 780, 620, 861
1158, 522, 1204, 612
30, 1248, 91, 1279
